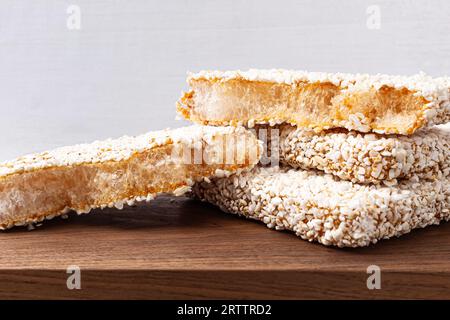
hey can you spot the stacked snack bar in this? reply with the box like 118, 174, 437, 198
179, 69, 450, 247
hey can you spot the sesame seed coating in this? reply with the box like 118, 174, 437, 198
274, 124, 450, 185
0, 125, 253, 178
191, 166, 450, 247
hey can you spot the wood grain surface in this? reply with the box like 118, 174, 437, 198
0, 195, 450, 299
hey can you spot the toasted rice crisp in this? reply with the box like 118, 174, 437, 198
192, 166, 450, 247
270, 124, 450, 185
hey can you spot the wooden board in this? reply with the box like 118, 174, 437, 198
1, 195, 450, 299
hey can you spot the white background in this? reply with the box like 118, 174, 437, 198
1, 0, 449, 160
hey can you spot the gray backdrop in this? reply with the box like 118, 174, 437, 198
1, 0, 449, 160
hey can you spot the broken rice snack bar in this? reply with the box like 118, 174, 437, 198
178, 69, 450, 134
0, 125, 261, 229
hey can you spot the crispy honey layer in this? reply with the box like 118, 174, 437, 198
178, 79, 430, 134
